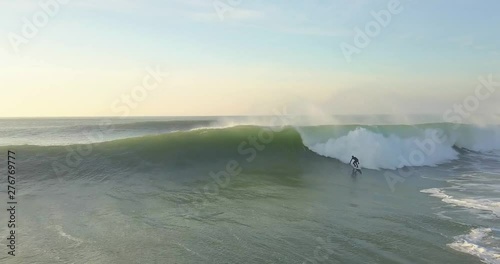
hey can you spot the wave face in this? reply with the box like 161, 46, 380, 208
2, 122, 499, 172
1, 126, 309, 182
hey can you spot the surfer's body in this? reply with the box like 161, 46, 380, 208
350, 156, 362, 174
350, 156, 359, 168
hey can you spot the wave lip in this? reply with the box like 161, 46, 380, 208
448, 228, 500, 264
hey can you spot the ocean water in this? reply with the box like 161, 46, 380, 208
0, 117, 498, 264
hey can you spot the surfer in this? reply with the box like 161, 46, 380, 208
350, 156, 362, 175
350, 156, 359, 168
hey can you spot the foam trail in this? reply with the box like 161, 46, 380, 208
448, 228, 500, 264
421, 188, 500, 218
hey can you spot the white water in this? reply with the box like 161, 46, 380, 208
420, 188, 500, 218
299, 125, 500, 170
449, 228, 500, 264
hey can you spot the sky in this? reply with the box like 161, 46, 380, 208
0, 0, 499, 117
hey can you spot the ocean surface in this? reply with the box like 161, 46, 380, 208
0, 116, 499, 264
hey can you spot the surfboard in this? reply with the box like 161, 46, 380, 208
351, 162, 362, 174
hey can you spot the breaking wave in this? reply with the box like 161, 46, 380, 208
299, 123, 500, 170
2, 122, 499, 171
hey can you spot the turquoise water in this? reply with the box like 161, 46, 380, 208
0, 117, 498, 263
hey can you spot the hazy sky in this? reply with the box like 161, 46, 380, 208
0, 0, 499, 117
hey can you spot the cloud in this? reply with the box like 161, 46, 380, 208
449, 35, 475, 48
187, 8, 264, 22
70, 0, 155, 13
1, 0, 352, 37
171, 0, 212, 8
280, 26, 350, 37
0, 1, 37, 10
0, 0, 144, 13
182, 2, 349, 37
